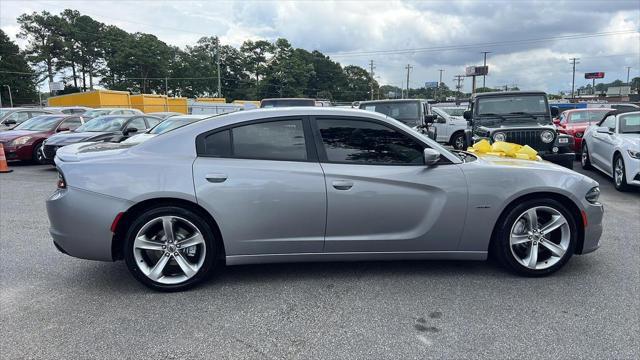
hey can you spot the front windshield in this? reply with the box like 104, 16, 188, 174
362, 102, 421, 127
75, 116, 127, 132
477, 95, 547, 115
439, 108, 465, 117
619, 113, 640, 134
84, 109, 112, 118
149, 117, 199, 134
0, 109, 13, 117
13, 116, 63, 131
567, 110, 609, 124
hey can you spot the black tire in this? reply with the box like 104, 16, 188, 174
613, 154, 631, 192
32, 142, 46, 165
124, 206, 218, 291
450, 132, 467, 150
492, 198, 577, 277
581, 142, 592, 169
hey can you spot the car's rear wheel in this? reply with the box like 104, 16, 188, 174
124, 206, 217, 291
493, 198, 577, 276
581, 143, 592, 169
32, 142, 46, 165
613, 154, 630, 192
451, 132, 467, 150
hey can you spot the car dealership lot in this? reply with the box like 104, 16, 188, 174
1, 163, 638, 359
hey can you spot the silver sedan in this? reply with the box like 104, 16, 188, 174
46, 107, 604, 291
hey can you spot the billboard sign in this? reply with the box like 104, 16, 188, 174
584, 72, 605, 79
465, 66, 489, 76
425, 81, 438, 89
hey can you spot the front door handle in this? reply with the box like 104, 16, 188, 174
205, 173, 228, 183
332, 180, 353, 190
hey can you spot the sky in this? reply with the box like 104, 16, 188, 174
1, 0, 639, 94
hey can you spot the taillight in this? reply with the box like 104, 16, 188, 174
57, 171, 66, 189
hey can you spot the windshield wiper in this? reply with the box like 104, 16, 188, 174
507, 112, 544, 121
478, 113, 506, 120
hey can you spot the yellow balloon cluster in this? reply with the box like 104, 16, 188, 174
466, 139, 540, 161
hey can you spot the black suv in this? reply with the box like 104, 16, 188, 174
464, 91, 574, 169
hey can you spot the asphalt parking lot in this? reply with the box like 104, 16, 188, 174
1, 161, 638, 359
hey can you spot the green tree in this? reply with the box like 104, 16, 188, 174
343, 65, 377, 101
240, 40, 274, 99
0, 30, 38, 105
260, 39, 313, 98
16, 11, 65, 91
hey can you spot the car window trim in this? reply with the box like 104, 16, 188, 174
195, 115, 318, 163
309, 115, 452, 166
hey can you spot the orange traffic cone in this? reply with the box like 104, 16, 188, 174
0, 144, 13, 173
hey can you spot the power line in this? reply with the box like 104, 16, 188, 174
328, 29, 638, 57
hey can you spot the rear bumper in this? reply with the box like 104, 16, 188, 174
46, 187, 133, 261
539, 152, 574, 164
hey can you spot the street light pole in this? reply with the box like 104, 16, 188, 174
481, 51, 491, 88
3, 85, 13, 107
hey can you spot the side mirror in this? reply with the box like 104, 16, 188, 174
57, 127, 70, 132
424, 114, 437, 124
463, 110, 472, 121
436, 116, 447, 124
596, 126, 611, 134
124, 127, 138, 135
4, 119, 16, 126
423, 148, 441, 166
550, 106, 559, 117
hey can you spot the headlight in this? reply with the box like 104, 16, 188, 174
628, 150, 640, 159
585, 186, 600, 204
493, 132, 506, 142
575, 132, 583, 138
540, 130, 554, 143
10, 136, 32, 146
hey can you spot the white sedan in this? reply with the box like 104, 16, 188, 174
431, 107, 468, 149
123, 115, 212, 144
581, 111, 640, 191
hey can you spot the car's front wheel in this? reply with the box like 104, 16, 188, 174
450, 132, 467, 150
581, 142, 592, 169
613, 154, 630, 192
32, 142, 46, 165
124, 206, 217, 291
493, 198, 577, 276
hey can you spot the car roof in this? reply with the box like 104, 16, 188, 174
92, 114, 136, 119
473, 91, 546, 98
360, 99, 426, 105
261, 98, 314, 101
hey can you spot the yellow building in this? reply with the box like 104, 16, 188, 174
130, 94, 168, 113
166, 97, 188, 114
47, 90, 131, 108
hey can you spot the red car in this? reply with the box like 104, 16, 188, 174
554, 108, 612, 154
0, 114, 85, 164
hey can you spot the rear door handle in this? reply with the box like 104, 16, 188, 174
205, 173, 228, 183
332, 180, 353, 190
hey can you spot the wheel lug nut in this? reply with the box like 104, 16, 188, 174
162, 245, 166, 249
176, 244, 181, 248
165, 253, 170, 257
174, 252, 179, 256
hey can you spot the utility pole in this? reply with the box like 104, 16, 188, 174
216, 38, 222, 98
453, 75, 464, 99
570, 57, 580, 100
626, 66, 632, 85
369, 60, 375, 100
436, 69, 444, 101
405, 64, 413, 99
3, 85, 13, 107
481, 51, 491, 88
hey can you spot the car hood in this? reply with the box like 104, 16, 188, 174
0, 129, 49, 142
477, 123, 555, 131
620, 134, 640, 150
45, 131, 115, 145
55, 141, 136, 162
470, 153, 576, 172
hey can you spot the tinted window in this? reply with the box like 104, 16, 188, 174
361, 102, 421, 127
317, 119, 424, 165
203, 130, 231, 157
145, 116, 162, 128
128, 117, 147, 130
58, 117, 83, 130
476, 95, 547, 115
232, 120, 307, 160
619, 113, 640, 134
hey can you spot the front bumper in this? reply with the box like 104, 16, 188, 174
580, 201, 604, 254
0, 144, 32, 161
623, 155, 640, 187
46, 186, 132, 261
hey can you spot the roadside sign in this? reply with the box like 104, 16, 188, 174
584, 72, 605, 79
425, 81, 438, 89
49, 82, 64, 91
465, 66, 489, 76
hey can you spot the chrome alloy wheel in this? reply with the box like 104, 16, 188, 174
133, 216, 206, 284
454, 135, 465, 150
581, 148, 588, 167
509, 206, 570, 270
614, 157, 624, 187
